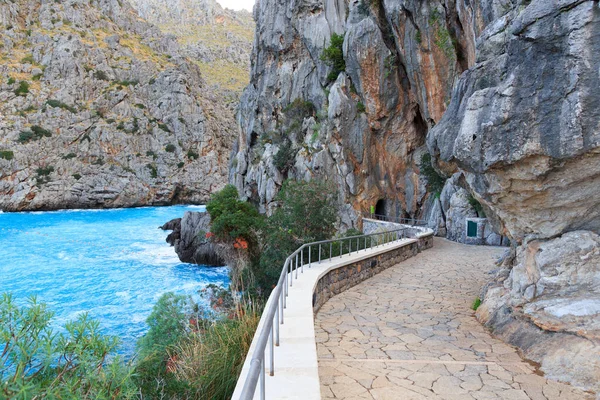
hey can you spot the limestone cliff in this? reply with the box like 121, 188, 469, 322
427, 0, 600, 393
0, 0, 235, 211
233, 0, 600, 393
230, 0, 497, 229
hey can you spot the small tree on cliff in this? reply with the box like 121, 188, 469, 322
321, 33, 346, 82
255, 180, 338, 292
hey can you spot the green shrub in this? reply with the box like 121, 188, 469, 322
17, 125, 52, 143
256, 180, 338, 292
7, 77, 15, 85
158, 123, 171, 133
187, 149, 199, 160
321, 33, 346, 83
420, 153, 446, 197
468, 195, 486, 217
273, 140, 297, 173
0, 150, 14, 160
177, 161, 185, 168
20, 54, 35, 64
165, 144, 176, 153
472, 297, 482, 311
73, 173, 82, 180
47, 99, 77, 113
134, 293, 192, 398
62, 152, 76, 160
0, 293, 135, 399
147, 163, 158, 178
135, 103, 145, 109
206, 185, 264, 248
113, 79, 139, 87
14, 80, 29, 96
356, 101, 366, 113
173, 303, 261, 400
93, 70, 109, 81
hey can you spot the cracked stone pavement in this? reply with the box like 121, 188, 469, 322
315, 238, 593, 400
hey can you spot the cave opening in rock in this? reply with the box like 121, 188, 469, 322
375, 199, 386, 218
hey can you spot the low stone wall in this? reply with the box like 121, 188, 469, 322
313, 241, 420, 313
362, 218, 434, 253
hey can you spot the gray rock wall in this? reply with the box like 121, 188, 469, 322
0, 0, 236, 211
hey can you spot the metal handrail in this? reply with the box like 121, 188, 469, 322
366, 213, 428, 226
238, 227, 409, 400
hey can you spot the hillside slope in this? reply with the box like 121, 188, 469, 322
0, 0, 236, 211
129, 0, 254, 101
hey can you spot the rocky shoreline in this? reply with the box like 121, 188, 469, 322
160, 211, 225, 266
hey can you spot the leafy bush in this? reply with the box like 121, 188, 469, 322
17, 125, 52, 143
187, 149, 199, 160
165, 143, 176, 153
273, 140, 296, 173
158, 123, 171, 133
468, 195, 486, 217
0, 150, 14, 160
177, 161, 185, 168
7, 77, 15, 85
93, 70, 109, 81
47, 99, 77, 113
113, 79, 139, 87
135, 293, 192, 398
321, 33, 346, 82
14, 80, 29, 96
420, 153, 446, 197
256, 180, 338, 291
147, 163, 158, 178
472, 297, 482, 311
20, 54, 35, 64
356, 101, 366, 113
206, 185, 263, 248
73, 173, 82, 180
62, 152, 77, 160
0, 293, 135, 399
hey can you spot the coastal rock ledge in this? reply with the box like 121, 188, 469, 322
161, 211, 224, 266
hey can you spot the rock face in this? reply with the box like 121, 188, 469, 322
161, 211, 224, 266
0, 0, 236, 211
230, 0, 483, 223
478, 231, 600, 392
129, 0, 254, 99
425, 0, 600, 394
234, 0, 600, 393
428, 0, 600, 242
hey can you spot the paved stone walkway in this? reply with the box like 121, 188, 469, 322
315, 239, 593, 400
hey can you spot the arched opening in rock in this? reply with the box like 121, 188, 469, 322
375, 199, 386, 217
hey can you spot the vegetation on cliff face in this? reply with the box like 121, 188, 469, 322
0, 0, 236, 211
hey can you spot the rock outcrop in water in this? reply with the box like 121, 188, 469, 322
161, 211, 224, 266
233, 0, 600, 393
0, 0, 237, 211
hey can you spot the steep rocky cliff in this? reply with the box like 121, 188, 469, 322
233, 0, 600, 393
230, 0, 494, 228
427, 0, 600, 393
129, 0, 254, 100
0, 0, 235, 211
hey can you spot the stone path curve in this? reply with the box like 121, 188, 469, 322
315, 238, 593, 400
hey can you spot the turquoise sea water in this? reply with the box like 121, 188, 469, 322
0, 206, 229, 355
